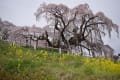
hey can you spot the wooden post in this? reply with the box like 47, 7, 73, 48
59, 48, 61, 54
33, 40, 36, 50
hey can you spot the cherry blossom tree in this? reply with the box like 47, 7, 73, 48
35, 3, 119, 57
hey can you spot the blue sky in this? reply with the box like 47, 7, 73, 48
0, 0, 120, 54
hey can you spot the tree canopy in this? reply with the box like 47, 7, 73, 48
35, 3, 119, 57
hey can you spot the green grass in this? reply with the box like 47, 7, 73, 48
0, 40, 120, 80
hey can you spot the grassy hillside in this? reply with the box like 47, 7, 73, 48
0, 40, 120, 80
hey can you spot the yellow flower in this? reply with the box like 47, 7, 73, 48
16, 49, 23, 56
